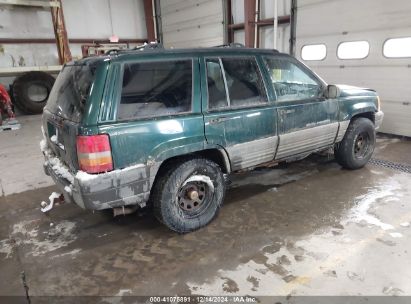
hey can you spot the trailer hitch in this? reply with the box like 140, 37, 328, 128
41, 192, 65, 213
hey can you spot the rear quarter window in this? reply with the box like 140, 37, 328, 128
46, 65, 95, 123
117, 60, 193, 120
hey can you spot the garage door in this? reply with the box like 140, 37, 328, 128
295, 0, 411, 137
159, 0, 225, 48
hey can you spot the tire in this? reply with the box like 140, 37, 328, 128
12, 71, 55, 114
152, 158, 226, 233
335, 117, 375, 170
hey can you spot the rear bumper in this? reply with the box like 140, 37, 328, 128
375, 111, 384, 130
43, 154, 151, 210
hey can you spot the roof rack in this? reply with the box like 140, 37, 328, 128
104, 42, 164, 55
215, 43, 245, 48
133, 42, 164, 51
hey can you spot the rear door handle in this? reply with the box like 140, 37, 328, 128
209, 116, 228, 125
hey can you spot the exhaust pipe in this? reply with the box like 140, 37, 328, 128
113, 205, 139, 217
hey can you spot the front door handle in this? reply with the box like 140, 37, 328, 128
209, 116, 228, 125
279, 109, 295, 114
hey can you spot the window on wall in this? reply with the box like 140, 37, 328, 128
264, 57, 322, 102
301, 44, 327, 61
383, 37, 411, 58
337, 41, 370, 59
118, 60, 192, 120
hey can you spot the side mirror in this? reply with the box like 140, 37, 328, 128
325, 85, 340, 99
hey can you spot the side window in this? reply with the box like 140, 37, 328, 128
221, 57, 267, 107
118, 60, 192, 120
264, 57, 322, 102
206, 59, 228, 109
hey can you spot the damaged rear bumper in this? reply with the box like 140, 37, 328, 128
43, 154, 151, 210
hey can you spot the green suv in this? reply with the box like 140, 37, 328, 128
41, 44, 384, 233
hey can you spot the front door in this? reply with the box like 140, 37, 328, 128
201, 55, 278, 171
263, 56, 339, 160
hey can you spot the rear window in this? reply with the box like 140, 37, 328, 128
46, 65, 95, 123
117, 60, 192, 120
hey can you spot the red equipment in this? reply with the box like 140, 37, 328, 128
0, 84, 20, 131
0, 84, 14, 118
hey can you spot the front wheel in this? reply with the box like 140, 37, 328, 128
335, 117, 376, 170
152, 158, 226, 233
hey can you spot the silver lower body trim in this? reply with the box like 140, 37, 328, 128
226, 136, 278, 170
276, 123, 339, 159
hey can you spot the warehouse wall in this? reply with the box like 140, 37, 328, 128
160, 0, 225, 48
0, 6, 56, 68
0, 0, 147, 73
158, 0, 292, 52
232, 0, 291, 53
295, 0, 411, 136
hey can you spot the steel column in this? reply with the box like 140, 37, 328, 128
244, 0, 256, 48
143, 0, 156, 42
226, 0, 235, 43
289, 0, 297, 55
50, 0, 72, 64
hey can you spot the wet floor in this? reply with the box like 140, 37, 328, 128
0, 127, 410, 299
0, 139, 411, 296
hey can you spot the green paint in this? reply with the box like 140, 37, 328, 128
46, 48, 380, 171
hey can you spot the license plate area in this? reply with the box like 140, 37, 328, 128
47, 121, 65, 151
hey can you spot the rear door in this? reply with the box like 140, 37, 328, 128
201, 55, 278, 171
262, 55, 339, 159
98, 57, 205, 169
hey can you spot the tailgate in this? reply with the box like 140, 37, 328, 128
41, 62, 99, 171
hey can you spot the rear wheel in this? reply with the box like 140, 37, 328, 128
335, 117, 375, 169
152, 158, 225, 233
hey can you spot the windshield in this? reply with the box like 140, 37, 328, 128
45, 65, 95, 122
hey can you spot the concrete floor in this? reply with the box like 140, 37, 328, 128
0, 115, 411, 300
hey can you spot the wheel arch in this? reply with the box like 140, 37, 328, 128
350, 111, 375, 124
149, 148, 231, 194
154, 148, 231, 177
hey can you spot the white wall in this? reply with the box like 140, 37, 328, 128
160, 0, 225, 48
295, 0, 411, 136
0, 0, 147, 72
63, 0, 146, 40
0, 6, 54, 39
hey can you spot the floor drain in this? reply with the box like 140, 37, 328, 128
369, 158, 411, 174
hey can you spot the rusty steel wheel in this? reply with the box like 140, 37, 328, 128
354, 131, 371, 159
335, 117, 375, 170
152, 158, 225, 233
177, 177, 213, 218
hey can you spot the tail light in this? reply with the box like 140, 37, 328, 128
76, 134, 113, 173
